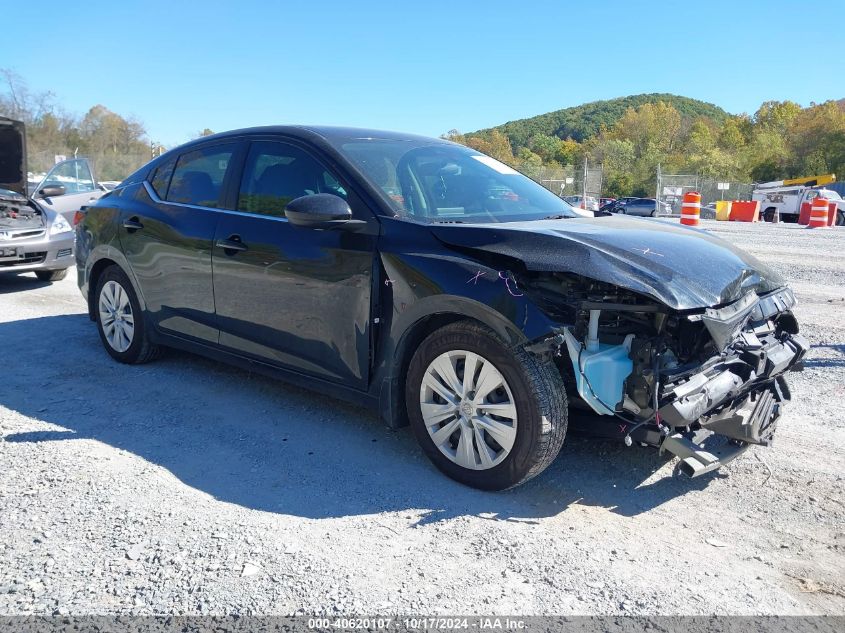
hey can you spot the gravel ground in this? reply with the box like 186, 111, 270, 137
0, 219, 843, 617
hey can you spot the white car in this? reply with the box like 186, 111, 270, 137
562, 195, 599, 212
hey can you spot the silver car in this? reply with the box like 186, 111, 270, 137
0, 186, 75, 281
617, 197, 672, 217
0, 116, 86, 281
562, 194, 599, 212
30, 158, 105, 223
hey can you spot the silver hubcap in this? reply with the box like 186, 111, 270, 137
98, 280, 134, 353
419, 350, 518, 471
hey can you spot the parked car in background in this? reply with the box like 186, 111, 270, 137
599, 197, 615, 207
32, 158, 106, 223
561, 194, 599, 212
599, 200, 622, 213
616, 197, 671, 217
0, 117, 78, 281
76, 125, 806, 490
0, 184, 75, 282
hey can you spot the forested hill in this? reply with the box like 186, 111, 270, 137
471, 93, 729, 148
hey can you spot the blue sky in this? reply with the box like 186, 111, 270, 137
2, 0, 843, 147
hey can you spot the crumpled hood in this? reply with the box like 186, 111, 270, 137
430, 216, 786, 310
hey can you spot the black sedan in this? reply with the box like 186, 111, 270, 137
76, 126, 807, 490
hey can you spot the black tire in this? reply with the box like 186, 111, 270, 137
405, 321, 567, 490
837, 210, 845, 227
650, 209, 656, 217
94, 265, 160, 364
35, 269, 68, 282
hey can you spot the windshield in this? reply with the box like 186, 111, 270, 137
333, 138, 583, 223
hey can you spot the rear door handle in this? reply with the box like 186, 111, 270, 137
123, 217, 144, 231
216, 236, 248, 253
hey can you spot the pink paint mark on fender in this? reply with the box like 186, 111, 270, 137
467, 270, 486, 284
498, 271, 523, 297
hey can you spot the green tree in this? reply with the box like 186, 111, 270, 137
718, 116, 748, 152
785, 101, 845, 176
754, 100, 801, 133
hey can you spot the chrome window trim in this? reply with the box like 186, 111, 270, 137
142, 180, 290, 223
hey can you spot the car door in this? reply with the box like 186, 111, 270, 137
118, 141, 241, 344
211, 139, 376, 389
34, 158, 104, 222
628, 199, 649, 216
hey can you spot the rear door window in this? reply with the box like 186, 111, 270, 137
166, 144, 237, 208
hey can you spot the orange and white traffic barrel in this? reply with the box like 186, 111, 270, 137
808, 197, 831, 229
680, 191, 701, 227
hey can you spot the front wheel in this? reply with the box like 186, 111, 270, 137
837, 210, 845, 226
35, 269, 68, 282
405, 321, 567, 490
95, 266, 160, 364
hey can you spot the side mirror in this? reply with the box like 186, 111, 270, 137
38, 185, 66, 198
285, 193, 365, 230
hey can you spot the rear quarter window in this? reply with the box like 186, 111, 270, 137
149, 157, 176, 199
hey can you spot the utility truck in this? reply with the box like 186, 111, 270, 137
752, 173, 845, 225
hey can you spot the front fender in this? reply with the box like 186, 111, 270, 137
371, 248, 561, 428
383, 251, 559, 347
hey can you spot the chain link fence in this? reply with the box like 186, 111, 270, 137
697, 179, 753, 205
523, 161, 603, 206
656, 169, 754, 213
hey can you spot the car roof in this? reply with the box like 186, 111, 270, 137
121, 125, 458, 189
188, 125, 452, 147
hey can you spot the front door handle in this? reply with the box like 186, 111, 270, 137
216, 235, 248, 253
123, 217, 144, 232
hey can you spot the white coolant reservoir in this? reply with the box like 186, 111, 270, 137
562, 310, 634, 416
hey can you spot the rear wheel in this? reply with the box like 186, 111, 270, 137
837, 210, 845, 226
35, 269, 67, 282
95, 266, 160, 364
405, 321, 567, 490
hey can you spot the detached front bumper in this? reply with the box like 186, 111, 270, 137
0, 232, 74, 274
656, 326, 808, 477
658, 332, 808, 442
558, 285, 808, 477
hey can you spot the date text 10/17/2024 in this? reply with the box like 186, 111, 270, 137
307, 617, 527, 630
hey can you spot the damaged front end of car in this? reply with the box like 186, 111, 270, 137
522, 273, 808, 477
